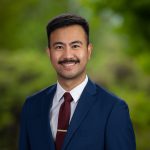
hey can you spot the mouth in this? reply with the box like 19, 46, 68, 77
58, 59, 79, 65
58, 59, 80, 69
61, 62, 77, 67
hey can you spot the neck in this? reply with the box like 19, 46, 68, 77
58, 74, 87, 91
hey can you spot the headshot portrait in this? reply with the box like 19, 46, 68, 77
19, 13, 136, 150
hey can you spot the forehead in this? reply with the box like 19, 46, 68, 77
50, 25, 87, 43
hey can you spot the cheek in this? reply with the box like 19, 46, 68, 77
50, 55, 58, 65
50, 52, 59, 61
78, 51, 89, 61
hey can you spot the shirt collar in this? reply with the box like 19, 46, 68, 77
55, 75, 88, 103
55, 82, 66, 103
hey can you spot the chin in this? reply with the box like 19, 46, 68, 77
59, 74, 77, 80
58, 71, 85, 81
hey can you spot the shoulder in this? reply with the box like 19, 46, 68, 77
22, 84, 56, 115
28, 84, 56, 98
88, 78, 123, 102
93, 82, 130, 122
26, 84, 56, 102
96, 83, 124, 102
89, 79, 128, 111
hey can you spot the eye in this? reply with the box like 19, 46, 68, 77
72, 44, 80, 49
55, 45, 63, 50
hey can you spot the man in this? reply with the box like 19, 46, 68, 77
19, 14, 136, 150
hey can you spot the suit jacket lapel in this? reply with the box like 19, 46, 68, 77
62, 79, 97, 150
41, 85, 56, 150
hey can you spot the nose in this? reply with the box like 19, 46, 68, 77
63, 46, 73, 59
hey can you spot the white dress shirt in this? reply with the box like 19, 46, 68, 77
50, 75, 88, 140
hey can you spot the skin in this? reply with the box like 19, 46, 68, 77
47, 25, 92, 91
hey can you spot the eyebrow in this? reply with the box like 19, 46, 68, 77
52, 42, 64, 47
70, 41, 83, 45
52, 40, 83, 47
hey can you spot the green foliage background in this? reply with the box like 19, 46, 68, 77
0, 0, 150, 149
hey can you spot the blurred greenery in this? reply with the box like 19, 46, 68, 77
0, 0, 150, 150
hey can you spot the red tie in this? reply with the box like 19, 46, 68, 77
55, 92, 73, 150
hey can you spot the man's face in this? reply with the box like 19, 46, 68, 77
47, 25, 92, 81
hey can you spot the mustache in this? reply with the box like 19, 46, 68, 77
58, 58, 80, 64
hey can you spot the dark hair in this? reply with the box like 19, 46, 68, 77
46, 13, 89, 47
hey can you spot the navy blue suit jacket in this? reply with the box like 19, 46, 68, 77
19, 79, 136, 150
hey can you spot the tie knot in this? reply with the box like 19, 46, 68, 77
63, 92, 73, 103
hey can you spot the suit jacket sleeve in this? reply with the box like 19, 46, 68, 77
19, 99, 31, 150
105, 100, 136, 150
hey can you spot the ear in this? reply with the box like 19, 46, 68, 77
46, 47, 51, 58
87, 43, 93, 60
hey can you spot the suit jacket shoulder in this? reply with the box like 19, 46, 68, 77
22, 84, 56, 119
27, 84, 56, 101
94, 81, 127, 107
